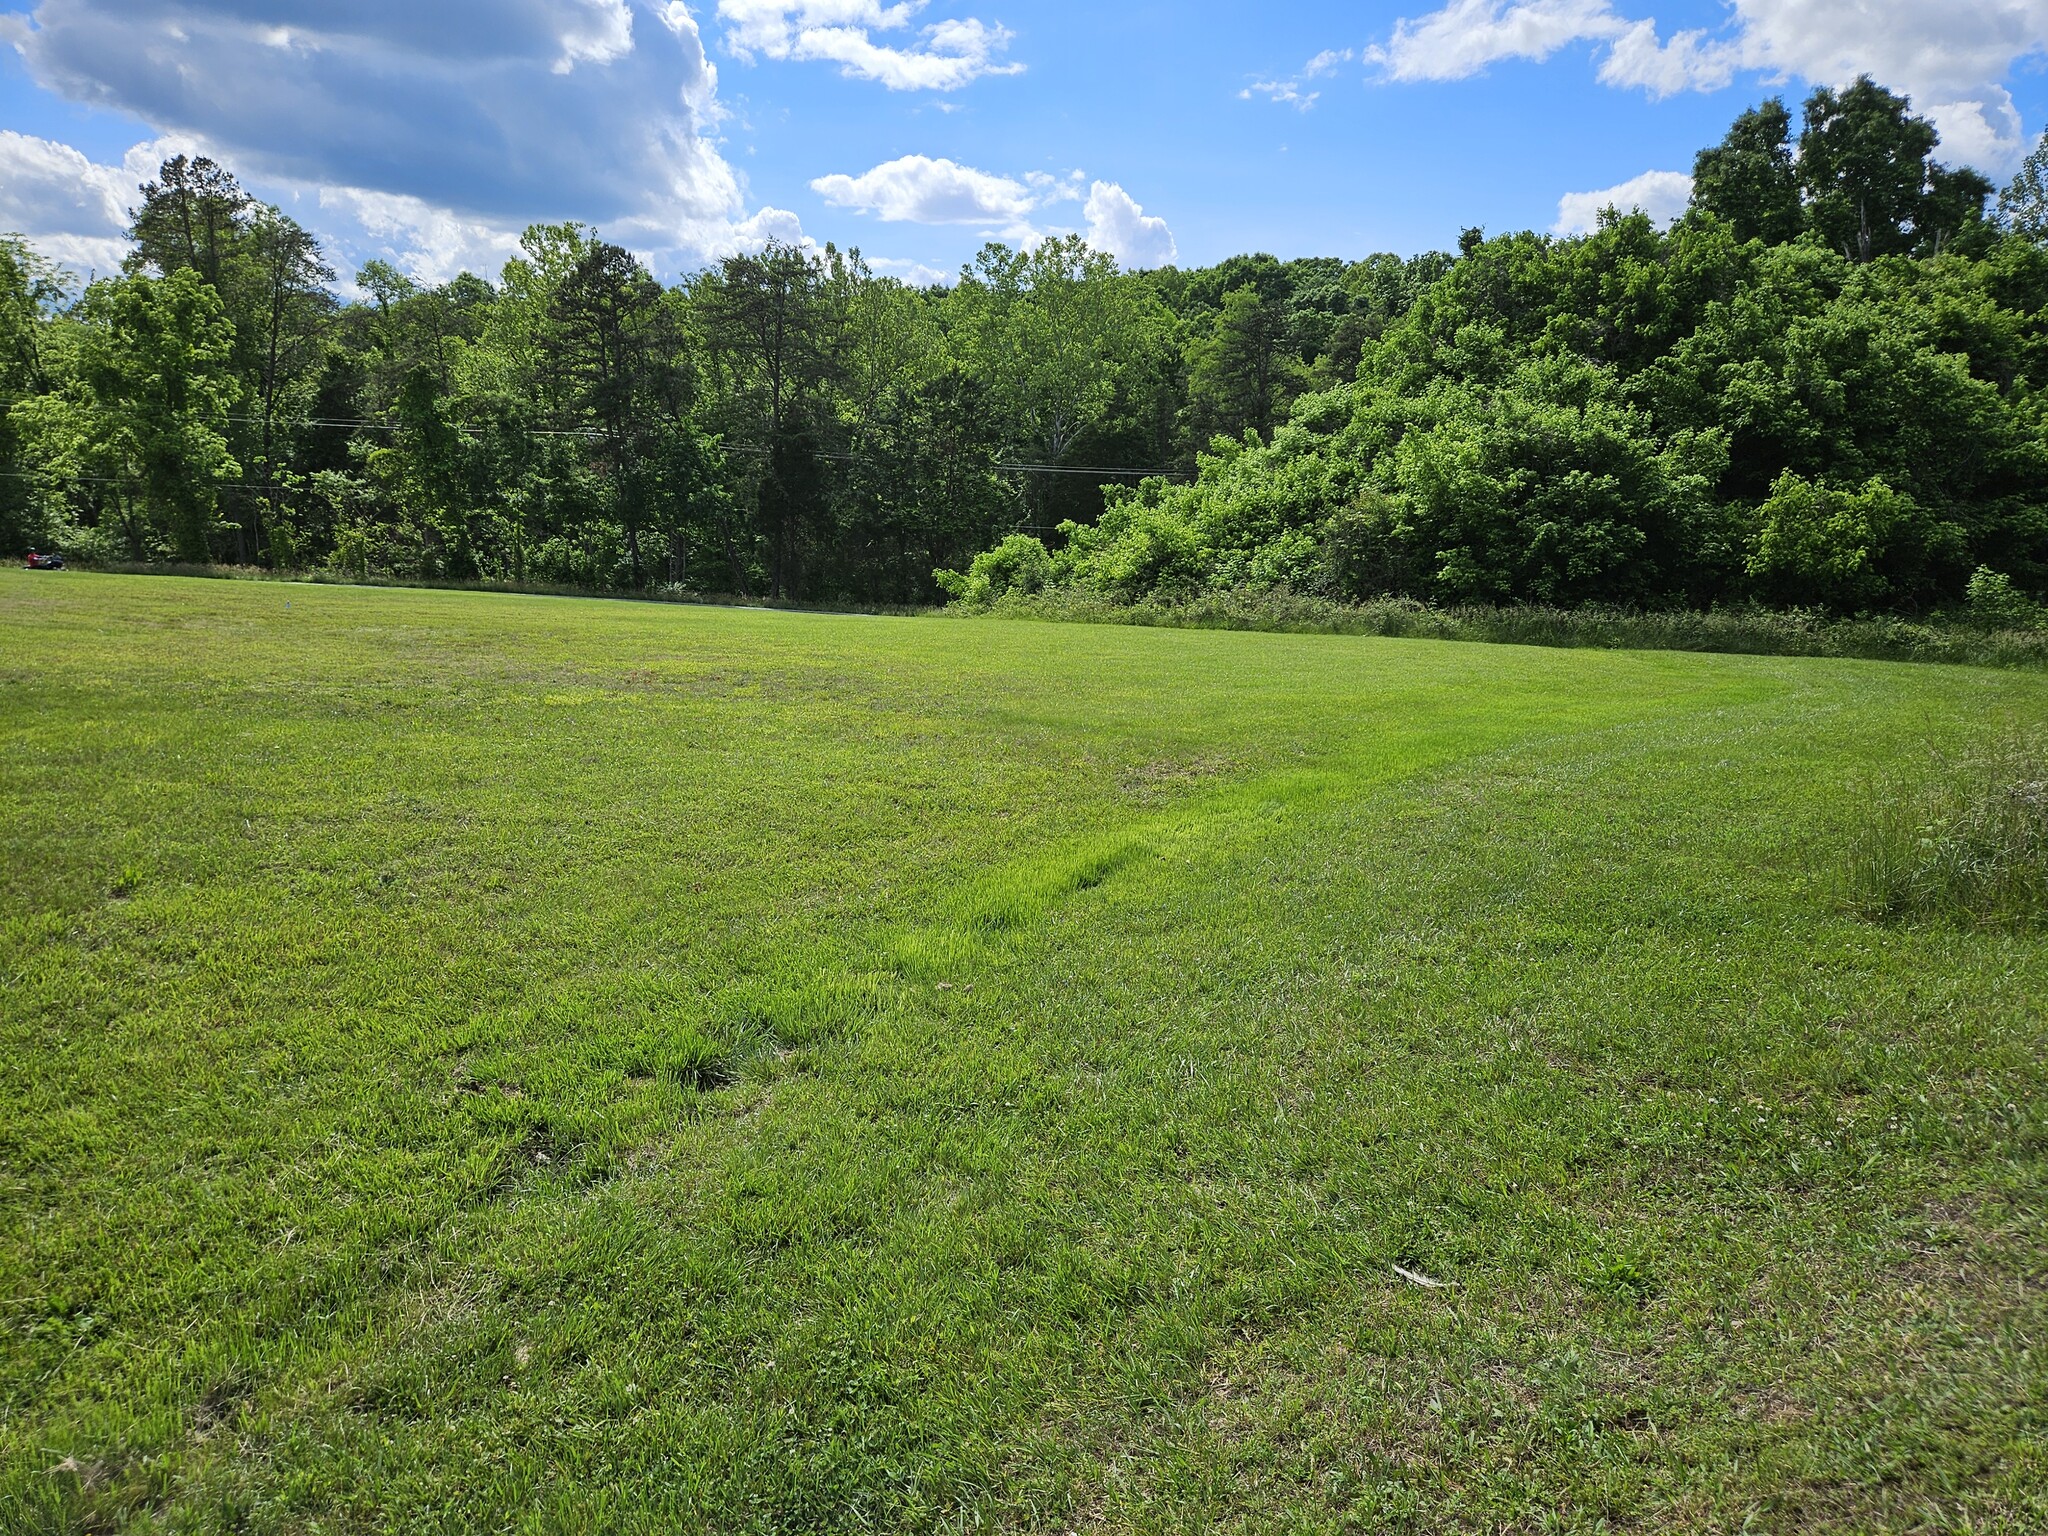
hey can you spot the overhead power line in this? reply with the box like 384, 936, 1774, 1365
212, 413, 1192, 478
0, 470, 322, 496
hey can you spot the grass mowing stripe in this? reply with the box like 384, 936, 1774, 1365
2, 571, 2045, 1532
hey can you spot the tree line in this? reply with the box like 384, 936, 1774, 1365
1, 157, 1355, 602
5, 77, 2048, 615
946, 80, 2048, 617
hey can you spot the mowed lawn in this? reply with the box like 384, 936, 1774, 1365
3, 573, 2045, 1535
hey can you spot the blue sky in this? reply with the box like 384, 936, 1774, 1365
3, 0, 2046, 286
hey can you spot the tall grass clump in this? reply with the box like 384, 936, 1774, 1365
1850, 741, 2048, 926
969, 585, 2048, 668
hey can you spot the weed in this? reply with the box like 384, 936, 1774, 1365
976, 584, 2048, 668
1850, 740, 2048, 926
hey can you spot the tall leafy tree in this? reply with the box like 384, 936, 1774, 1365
1689, 98, 1804, 245
552, 239, 713, 588
948, 236, 1156, 466
0, 237, 66, 396
241, 209, 337, 562
839, 367, 1018, 600
555, 241, 659, 583
126, 157, 339, 560
387, 363, 481, 575
695, 240, 843, 596
1996, 129, 2048, 241
836, 255, 942, 439
1798, 78, 1989, 260
0, 237, 73, 551
13, 270, 240, 560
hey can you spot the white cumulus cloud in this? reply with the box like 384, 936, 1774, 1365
0, 0, 797, 278
0, 130, 196, 273
811, 158, 1172, 265
315, 187, 530, 285
1364, 0, 1627, 82
1361, 0, 2048, 169
867, 254, 953, 285
722, 204, 812, 250
1084, 180, 1176, 269
1553, 168, 1693, 234
812, 154, 1038, 227
553, 0, 635, 72
1728, 0, 2047, 168
715, 0, 1021, 90
1596, 19, 1740, 96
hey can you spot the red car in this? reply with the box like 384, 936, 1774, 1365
23, 551, 64, 569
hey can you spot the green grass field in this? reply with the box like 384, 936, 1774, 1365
3, 571, 2045, 1534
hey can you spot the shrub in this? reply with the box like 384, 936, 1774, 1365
326, 519, 379, 581
934, 533, 1053, 607
1964, 566, 2041, 630
1055, 503, 1212, 601
1746, 473, 1965, 612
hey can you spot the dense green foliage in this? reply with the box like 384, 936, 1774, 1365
945, 82, 2048, 617
5, 78, 2048, 617
5, 571, 2048, 1531
3, 171, 1198, 602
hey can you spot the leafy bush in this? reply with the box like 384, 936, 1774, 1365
329, 520, 375, 581
1043, 497, 1217, 600
1746, 472, 1964, 612
1849, 742, 2048, 925
935, 533, 1053, 606
1032, 353, 1741, 612
1964, 566, 2042, 630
